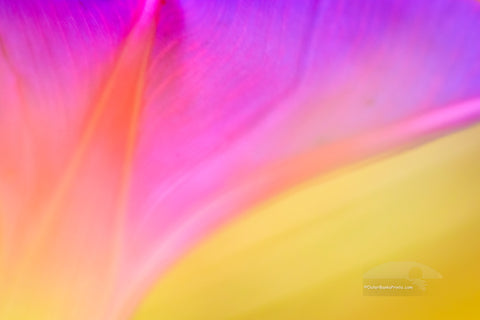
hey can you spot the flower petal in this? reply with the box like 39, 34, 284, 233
124, 0, 480, 315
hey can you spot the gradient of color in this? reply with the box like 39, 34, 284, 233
0, 0, 479, 319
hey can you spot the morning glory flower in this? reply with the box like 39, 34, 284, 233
0, 0, 479, 319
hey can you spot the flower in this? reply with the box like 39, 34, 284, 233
1, 0, 480, 319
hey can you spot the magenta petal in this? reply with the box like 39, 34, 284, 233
122, 0, 480, 311
1, 0, 480, 318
